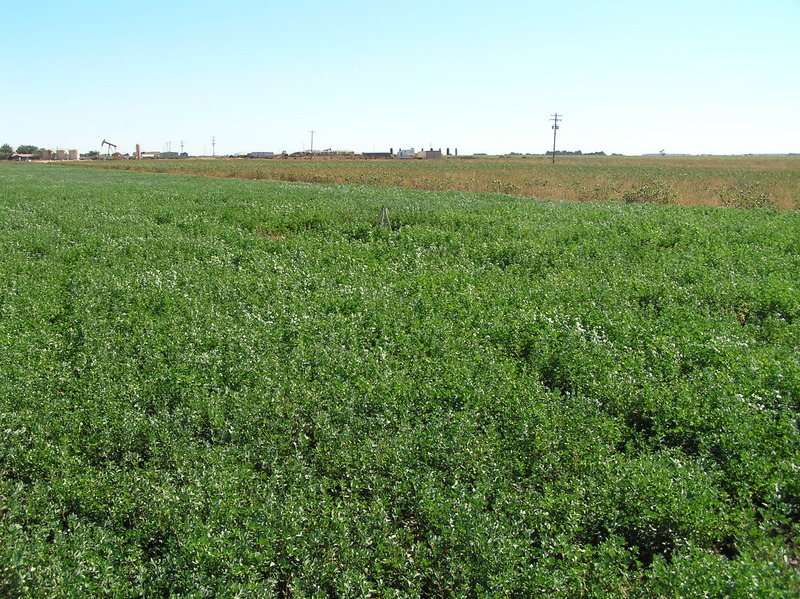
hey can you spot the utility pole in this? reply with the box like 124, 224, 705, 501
309, 130, 315, 159
550, 113, 562, 163
211, 136, 216, 157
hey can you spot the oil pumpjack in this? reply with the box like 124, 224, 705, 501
101, 139, 117, 158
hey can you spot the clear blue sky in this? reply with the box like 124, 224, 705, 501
3, 0, 798, 156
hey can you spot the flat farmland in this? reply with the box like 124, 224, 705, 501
1, 164, 799, 597
72, 154, 800, 209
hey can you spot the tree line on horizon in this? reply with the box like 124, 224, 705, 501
0, 144, 102, 160
1, 143, 42, 159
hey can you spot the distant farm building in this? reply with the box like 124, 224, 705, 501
396, 148, 442, 159
396, 148, 416, 159
246, 152, 275, 159
416, 149, 442, 159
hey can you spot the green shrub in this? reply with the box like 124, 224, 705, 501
718, 182, 774, 209
622, 179, 677, 204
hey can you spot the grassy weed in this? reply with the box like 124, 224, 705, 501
65, 154, 800, 209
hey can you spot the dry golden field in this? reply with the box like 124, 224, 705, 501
67, 154, 800, 209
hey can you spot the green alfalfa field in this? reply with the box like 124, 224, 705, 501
1, 163, 799, 597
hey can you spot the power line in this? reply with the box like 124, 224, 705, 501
550, 113, 562, 164
211, 136, 216, 157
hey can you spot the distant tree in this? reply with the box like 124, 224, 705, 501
0, 143, 12, 160
16, 144, 39, 155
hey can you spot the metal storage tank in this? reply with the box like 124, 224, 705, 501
56, 150, 67, 160
68, 149, 79, 161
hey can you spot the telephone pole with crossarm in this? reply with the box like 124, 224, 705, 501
550, 113, 562, 163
